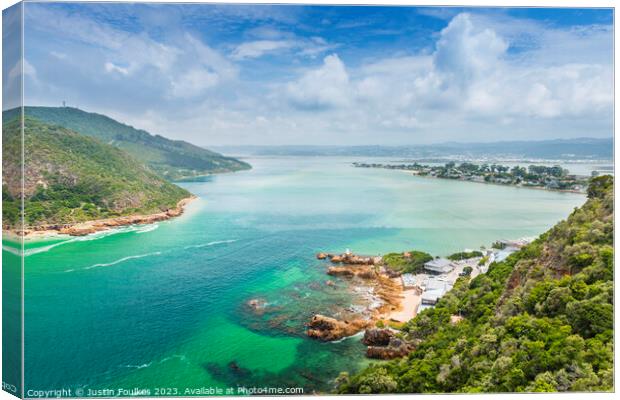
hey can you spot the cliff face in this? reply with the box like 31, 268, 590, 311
339, 176, 613, 394
2, 117, 190, 228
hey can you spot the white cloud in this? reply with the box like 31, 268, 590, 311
104, 62, 130, 76
231, 40, 294, 59
184, 34, 237, 82
50, 51, 67, 60
434, 13, 508, 86
8, 59, 37, 83
166, 34, 238, 98
170, 68, 219, 98
231, 35, 337, 60
278, 12, 612, 142
23, 5, 613, 145
26, 7, 234, 99
286, 54, 350, 109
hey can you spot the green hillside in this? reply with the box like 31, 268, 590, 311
3, 106, 251, 180
2, 117, 191, 228
338, 176, 613, 393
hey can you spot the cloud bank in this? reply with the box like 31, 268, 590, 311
20, 4, 613, 145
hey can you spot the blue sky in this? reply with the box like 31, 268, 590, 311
7, 2, 614, 145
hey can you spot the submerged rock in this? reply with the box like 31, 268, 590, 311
306, 314, 370, 341
246, 298, 267, 314
227, 361, 251, 378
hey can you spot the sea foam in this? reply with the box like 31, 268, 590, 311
183, 239, 237, 249
18, 224, 160, 258
83, 251, 162, 270
135, 224, 159, 234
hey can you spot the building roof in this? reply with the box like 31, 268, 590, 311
421, 288, 445, 303
425, 278, 448, 291
424, 258, 454, 273
402, 273, 418, 287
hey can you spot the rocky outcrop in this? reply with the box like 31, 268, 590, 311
384, 267, 402, 278
356, 269, 377, 279
306, 314, 370, 341
366, 337, 413, 360
318, 251, 383, 266
327, 265, 376, 279
362, 328, 394, 346
331, 255, 344, 263
327, 266, 355, 277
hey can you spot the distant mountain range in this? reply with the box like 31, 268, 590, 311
215, 138, 613, 161
3, 107, 251, 180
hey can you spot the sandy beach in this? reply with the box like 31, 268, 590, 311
4, 196, 197, 239
384, 286, 421, 323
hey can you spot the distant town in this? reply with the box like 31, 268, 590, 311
353, 161, 592, 192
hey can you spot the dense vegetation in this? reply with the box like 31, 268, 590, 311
3, 107, 251, 180
338, 176, 613, 393
448, 250, 483, 261
383, 251, 434, 274
2, 117, 190, 227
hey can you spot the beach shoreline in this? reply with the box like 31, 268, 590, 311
381, 281, 421, 323
3, 196, 197, 240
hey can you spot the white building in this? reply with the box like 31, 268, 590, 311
401, 273, 418, 289
424, 258, 454, 274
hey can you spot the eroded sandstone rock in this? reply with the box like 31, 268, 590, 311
362, 328, 394, 346
366, 337, 413, 360
306, 314, 370, 341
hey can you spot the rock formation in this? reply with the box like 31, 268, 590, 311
366, 337, 413, 360
324, 252, 382, 265
327, 265, 376, 279
362, 328, 394, 346
306, 314, 370, 341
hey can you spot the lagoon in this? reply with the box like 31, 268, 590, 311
11, 156, 587, 393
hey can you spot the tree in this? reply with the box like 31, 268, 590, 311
587, 175, 613, 199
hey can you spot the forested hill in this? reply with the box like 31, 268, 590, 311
338, 175, 613, 393
3, 106, 251, 180
2, 117, 190, 228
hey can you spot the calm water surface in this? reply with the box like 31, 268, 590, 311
6, 156, 587, 394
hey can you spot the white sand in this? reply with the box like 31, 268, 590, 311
385, 287, 421, 323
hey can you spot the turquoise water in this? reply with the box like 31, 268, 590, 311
7, 156, 586, 395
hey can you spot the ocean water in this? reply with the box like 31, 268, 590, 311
5, 156, 587, 395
